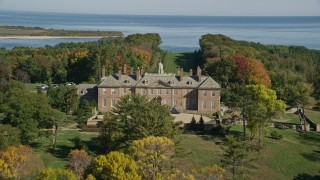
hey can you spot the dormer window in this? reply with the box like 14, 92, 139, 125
168, 80, 174, 85
143, 80, 148, 85
124, 79, 131, 83
187, 81, 193, 85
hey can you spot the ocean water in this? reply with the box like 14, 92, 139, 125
0, 11, 320, 52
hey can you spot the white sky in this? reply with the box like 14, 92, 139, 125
0, 0, 319, 16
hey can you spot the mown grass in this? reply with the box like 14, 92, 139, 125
175, 126, 320, 180
163, 52, 197, 74
304, 109, 320, 124
31, 130, 98, 168
24, 83, 42, 92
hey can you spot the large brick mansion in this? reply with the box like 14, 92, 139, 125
96, 62, 221, 113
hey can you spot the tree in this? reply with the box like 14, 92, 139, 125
47, 86, 79, 115
189, 116, 197, 131
130, 136, 175, 179
0, 81, 53, 143
67, 149, 91, 179
198, 115, 205, 131
0, 145, 38, 179
37, 168, 76, 180
90, 151, 141, 180
99, 94, 175, 152
221, 135, 252, 179
47, 109, 71, 151
243, 85, 286, 143
0, 124, 21, 150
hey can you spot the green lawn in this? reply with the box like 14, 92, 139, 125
31, 130, 98, 168
30, 126, 320, 179
163, 52, 197, 74
175, 126, 320, 180
24, 83, 42, 92
304, 109, 320, 124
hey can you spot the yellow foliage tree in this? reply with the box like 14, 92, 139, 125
193, 165, 226, 180
90, 151, 141, 180
0, 145, 36, 179
130, 136, 175, 179
37, 168, 76, 180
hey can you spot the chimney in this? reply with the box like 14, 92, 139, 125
180, 68, 184, 81
197, 66, 202, 82
140, 67, 145, 75
136, 67, 141, 81
101, 65, 106, 78
118, 69, 122, 80
130, 67, 134, 75
189, 69, 193, 76
123, 64, 127, 74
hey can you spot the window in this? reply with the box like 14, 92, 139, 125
111, 88, 115, 95
173, 89, 177, 95
102, 88, 107, 94
187, 81, 192, 85
164, 99, 168, 105
173, 100, 178, 107
168, 81, 174, 85
212, 91, 215, 96
202, 101, 207, 109
211, 101, 215, 109
102, 99, 107, 107
165, 89, 169, 95
123, 88, 127, 94
124, 79, 130, 83
157, 89, 161, 95
111, 99, 116, 107
203, 90, 207, 96
141, 89, 146, 95
150, 89, 154, 95
143, 80, 148, 85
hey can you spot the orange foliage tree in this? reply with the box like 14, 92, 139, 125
67, 149, 92, 179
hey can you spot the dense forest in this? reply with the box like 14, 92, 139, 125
0, 33, 163, 84
198, 34, 320, 108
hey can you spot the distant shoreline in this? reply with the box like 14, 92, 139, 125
0, 36, 121, 40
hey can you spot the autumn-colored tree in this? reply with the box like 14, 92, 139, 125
232, 55, 250, 85
90, 151, 141, 180
130, 136, 175, 179
193, 165, 226, 180
37, 168, 76, 180
247, 58, 271, 87
67, 149, 91, 179
0, 145, 38, 179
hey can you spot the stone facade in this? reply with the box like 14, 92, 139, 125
97, 63, 221, 113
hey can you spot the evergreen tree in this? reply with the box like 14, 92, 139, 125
189, 115, 197, 131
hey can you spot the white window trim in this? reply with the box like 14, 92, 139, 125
111, 88, 115, 95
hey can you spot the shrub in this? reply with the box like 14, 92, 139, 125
270, 130, 283, 140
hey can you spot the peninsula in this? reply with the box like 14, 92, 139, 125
0, 25, 123, 38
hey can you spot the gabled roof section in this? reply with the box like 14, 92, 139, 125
98, 74, 137, 87
198, 76, 221, 89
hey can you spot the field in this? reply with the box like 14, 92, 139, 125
33, 127, 320, 179
31, 130, 98, 168
163, 52, 198, 74
175, 126, 320, 180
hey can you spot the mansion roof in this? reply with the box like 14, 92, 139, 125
98, 74, 220, 89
